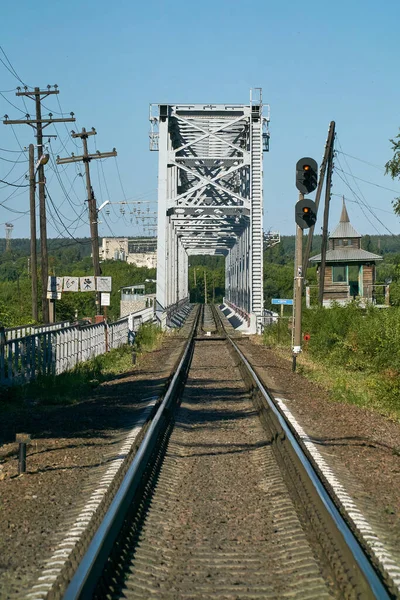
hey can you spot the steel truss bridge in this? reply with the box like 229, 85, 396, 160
150, 91, 270, 330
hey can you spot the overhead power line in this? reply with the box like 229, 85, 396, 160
0, 178, 28, 187
334, 167, 400, 194
335, 150, 386, 172
0, 46, 27, 86
334, 166, 392, 235
334, 136, 396, 236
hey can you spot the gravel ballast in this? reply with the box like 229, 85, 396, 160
0, 328, 399, 598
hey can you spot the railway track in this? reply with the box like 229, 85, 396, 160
42, 304, 393, 599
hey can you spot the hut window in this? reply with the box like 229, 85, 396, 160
332, 265, 347, 283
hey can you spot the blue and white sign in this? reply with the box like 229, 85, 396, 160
271, 298, 293, 305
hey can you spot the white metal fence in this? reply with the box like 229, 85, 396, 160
5, 321, 71, 342
0, 307, 155, 387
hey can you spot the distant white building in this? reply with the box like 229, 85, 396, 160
100, 237, 157, 269
120, 285, 156, 318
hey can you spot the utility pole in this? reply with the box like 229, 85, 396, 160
29, 144, 38, 321
57, 128, 117, 315
3, 86, 75, 323
302, 121, 335, 275
204, 269, 207, 304
318, 129, 335, 306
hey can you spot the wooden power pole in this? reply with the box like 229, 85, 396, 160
29, 144, 38, 321
3, 86, 75, 323
302, 121, 336, 275
318, 128, 335, 306
57, 128, 117, 315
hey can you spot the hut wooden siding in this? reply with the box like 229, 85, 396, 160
363, 265, 374, 298
322, 265, 350, 301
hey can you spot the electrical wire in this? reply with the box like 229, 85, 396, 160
332, 193, 395, 215
334, 163, 389, 235
335, 150, 386, 172
0, 91, 26, 114
10, 125, 25, 152
335, 137, 396, 235
0, 46, 28, 86
45, 185, 88, 243
0, 184, 28, 207
0, 170, 28, 190
0, 178, 28, 187
114, 156, 127, 201
334, 168, 400, 194
0, 154, 28, 163
0, 203, 29, 214
47, 149, 88, 223
0, 209, 29, 225
0, 146, 27, 153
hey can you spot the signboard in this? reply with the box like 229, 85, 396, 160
80, 276, 95, 292
63, 277, 79, 292
96, 276, 112, 292
47, 276, 63, 293
101, 292, 111, 306
271, 298, 293, 306
47, 291, 61, 300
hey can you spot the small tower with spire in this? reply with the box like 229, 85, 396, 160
310, 199, 382, 306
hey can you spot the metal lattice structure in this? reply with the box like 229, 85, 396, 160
5, 223, 13, 251
150, 91, 269, 328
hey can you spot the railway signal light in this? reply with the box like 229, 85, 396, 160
295, 198, 317, 230
296, 157, 318, 194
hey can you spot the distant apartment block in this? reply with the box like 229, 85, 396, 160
100, 237, 157, 269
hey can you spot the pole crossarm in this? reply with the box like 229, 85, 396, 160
56, 151, 117, 164
3, 118, 75, 126
16, 89, 60, 97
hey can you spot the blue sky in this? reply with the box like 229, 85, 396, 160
1, 0, 400, 241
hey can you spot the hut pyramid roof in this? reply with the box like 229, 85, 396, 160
330, 199, 361, 239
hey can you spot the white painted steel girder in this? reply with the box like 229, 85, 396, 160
150, 97, 267, 322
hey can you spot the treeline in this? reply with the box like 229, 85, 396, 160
2, 233, 400, 326
0, 238, 156, 326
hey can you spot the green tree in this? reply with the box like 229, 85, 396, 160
385, 129, 400, 214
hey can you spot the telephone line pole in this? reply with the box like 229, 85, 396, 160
302, 121, 336, 275
57, 127, 117, 315
3, 86, 75, 322
319, 131, 335, 306
29, 144, 38, 321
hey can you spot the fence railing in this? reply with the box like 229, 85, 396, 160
5, 320, 71, 342
0, 308, 155, 388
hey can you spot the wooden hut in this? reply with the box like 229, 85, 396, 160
310, 200, 382, 306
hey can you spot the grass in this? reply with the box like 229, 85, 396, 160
262, 305, 400, 422
267, 340, 400, 422
0, 322, 165, 408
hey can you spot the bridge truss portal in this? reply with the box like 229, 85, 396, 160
150, 94, 270, 329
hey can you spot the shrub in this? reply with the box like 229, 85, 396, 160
134, 322, 162, 352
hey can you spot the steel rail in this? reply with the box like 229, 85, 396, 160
62, 306, 201, 600
63, 304, 391, 599
212, 305, 391, 599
